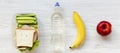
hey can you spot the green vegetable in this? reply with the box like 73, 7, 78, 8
17, 13, 36, 17
16, 17, 36, 20
19, 40, 40, 52
17, 20, 36, 24
19, 49, 26, 52
17, 24, 23, 28
33, 25, 38, 29
27, 40, 39, 51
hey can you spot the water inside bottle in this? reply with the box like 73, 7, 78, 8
51, 13, 65, 53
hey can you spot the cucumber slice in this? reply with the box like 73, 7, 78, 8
16, 17, 36, 20
33, 25, 38, 29
17, 20, 36, 24
16, 13, 36, 17
17, 24, 23, 28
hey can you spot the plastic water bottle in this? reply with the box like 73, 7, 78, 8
51, 2, 65, 53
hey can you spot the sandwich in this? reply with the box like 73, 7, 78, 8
15, 13, 39, 52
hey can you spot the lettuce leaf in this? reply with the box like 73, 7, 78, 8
19, 40, 40, 52
27, 40, 39, 51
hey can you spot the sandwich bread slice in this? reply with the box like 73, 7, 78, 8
16, 29, 35, 48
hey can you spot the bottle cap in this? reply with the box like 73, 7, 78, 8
55, 2, 60, 7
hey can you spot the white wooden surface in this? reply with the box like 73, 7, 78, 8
0, 0, 120, 53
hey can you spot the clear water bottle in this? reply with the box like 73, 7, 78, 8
51, 2, 65, 53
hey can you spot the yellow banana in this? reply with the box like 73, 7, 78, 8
69, 11, 86, 49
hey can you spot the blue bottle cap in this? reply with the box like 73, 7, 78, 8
55, 2, 60, 7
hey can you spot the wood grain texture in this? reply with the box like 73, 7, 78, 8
0, 0, 119, 53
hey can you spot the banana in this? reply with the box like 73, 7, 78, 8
69, 11, 86, 49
